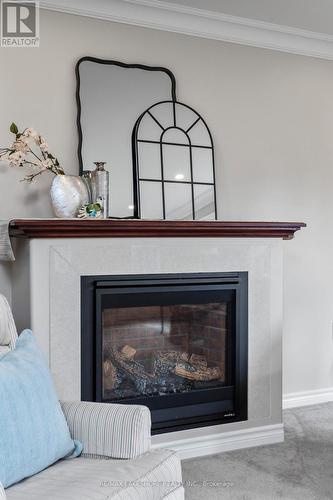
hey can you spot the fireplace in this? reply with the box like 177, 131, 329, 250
81, 272, 248, 434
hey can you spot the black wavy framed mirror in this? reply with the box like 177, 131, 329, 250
76, 57, 176, 218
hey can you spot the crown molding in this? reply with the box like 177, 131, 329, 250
40, 0, 333, 60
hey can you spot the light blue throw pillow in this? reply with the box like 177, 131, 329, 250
0, 330, 82, 488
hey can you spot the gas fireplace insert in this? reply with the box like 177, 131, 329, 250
81, 272, 248, 434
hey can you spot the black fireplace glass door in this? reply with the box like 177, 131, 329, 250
102, 301, 229, 401
82, 273, 248, 433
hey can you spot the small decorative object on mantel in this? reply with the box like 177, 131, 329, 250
0, 123, 89, 218
77, 202, 102, 219
91, 162, 109, 218
50, 175, 89, 218
0, 122, 65, 181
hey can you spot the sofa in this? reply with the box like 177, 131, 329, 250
0, 294, 184, 500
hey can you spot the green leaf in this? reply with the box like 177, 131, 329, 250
87, 203, 101, 212
10, 123, 18, 135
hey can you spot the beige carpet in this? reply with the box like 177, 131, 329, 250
182, 403, 333, 499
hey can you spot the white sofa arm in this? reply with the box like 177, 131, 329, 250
0, 294, 17, 358
0, 483, 6, 500
60, 401, 151, 459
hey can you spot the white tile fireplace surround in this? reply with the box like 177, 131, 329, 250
10, 219, 305, 459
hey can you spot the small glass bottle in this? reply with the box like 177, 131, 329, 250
81, 170, 93, 203
91, 162, 109, 218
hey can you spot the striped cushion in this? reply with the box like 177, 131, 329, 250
0, 483, 6, 500
6, 449, 183, 500
60, 401, 151, 459
0, 295, 17, 357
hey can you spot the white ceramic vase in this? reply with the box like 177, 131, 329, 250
50, 174, 90, 218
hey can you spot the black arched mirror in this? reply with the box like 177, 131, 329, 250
133, 101, 217, 220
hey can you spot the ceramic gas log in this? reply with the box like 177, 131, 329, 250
103, 346, 223, 397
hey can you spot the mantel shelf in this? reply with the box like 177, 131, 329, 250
9, 219, 306, 240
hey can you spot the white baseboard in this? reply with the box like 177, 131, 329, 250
283, 387, 333, 409
152, 424, 284, 460
150, 389, 332, 459
151, 388, 333, 459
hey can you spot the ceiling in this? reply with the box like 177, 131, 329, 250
162, 0, 333, 35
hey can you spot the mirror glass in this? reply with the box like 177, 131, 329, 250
140, 181, 164, 219
77, 59, 175, 218
163, 143, 191, 182
137, 143, 161, 180
164, 183, 193, 220
194, 184, 216, 220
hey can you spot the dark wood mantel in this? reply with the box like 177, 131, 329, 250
9, 219, 306, 240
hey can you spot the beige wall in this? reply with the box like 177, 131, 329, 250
1, 9, 333, 396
